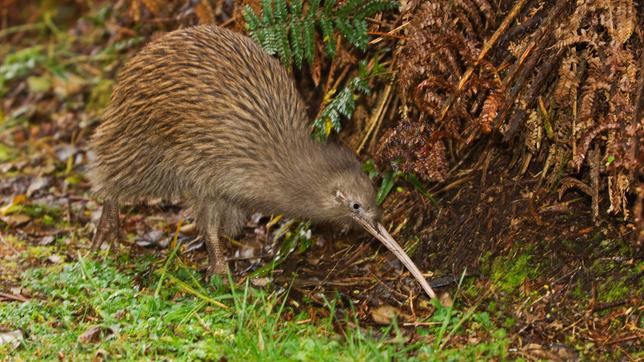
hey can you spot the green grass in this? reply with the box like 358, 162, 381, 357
491, 253, 537, 295
0, 250, 510, 361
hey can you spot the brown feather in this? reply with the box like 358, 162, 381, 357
89, 25, 377, 239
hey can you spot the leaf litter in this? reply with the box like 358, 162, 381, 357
0, 1, 641, 360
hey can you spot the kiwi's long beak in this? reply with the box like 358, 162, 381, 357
353, 215, 436, 299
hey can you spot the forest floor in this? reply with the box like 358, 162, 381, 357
1, 2, 642, 361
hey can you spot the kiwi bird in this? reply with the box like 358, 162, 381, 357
89, 25, 436, 299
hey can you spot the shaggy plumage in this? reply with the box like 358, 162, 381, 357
89, 25, 376, 275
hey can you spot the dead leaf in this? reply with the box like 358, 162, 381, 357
93, 348, 108, 362
27, 176, 51, 197
47, 254, 64, 264
521, 342, 577, 361
0, 330, 24, 350
439, 292, 453, 307
371, 305, 402, 325
53, 73, 86, 98
179, 222, 196, 235
39, 235, 55, 245
185, 238, 204, 252
549, 343, 579, 360
156, 237, 170, 248
2, 214, 31, 226
251, 277, 271, 287
257, 329, 265, 351
27, 75, 52, 93
1, 194, 27, 215
55, 145, 76, 163
114, 309, 127, 320
136, 230, 165, 247
78, 326, 103, 344
310, 57, 322, 86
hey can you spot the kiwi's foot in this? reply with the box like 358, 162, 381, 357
205, 259, 230, 280
91, 200, 120, 251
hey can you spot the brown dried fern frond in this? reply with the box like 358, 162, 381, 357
553, 50, 580, 106
120, 0, 232, 31
479, 90, 503, 135
382, 0, 642, 229
194, 0, 216, 24
524, 109, 542, 154
606, 0, 636, 45
576, 54, 609, 136
140, 0, 164, 16
386, 0, 502, 182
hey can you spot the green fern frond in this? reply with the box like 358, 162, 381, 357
351, 18, 369, 50
290, 20, 304, 67
243, 2, 395, 141
318, 15, 336, 57
276, 23, 291, 64
261, 0, 273, 23
303, 17, 316, 63
243, 0, 397, 66
243, 7, 260, 30
337, 0, 361, 17
323, 0, 337, 14
273, 0, 287, 22
312, 60, 384, 141
355, 1, 398, 18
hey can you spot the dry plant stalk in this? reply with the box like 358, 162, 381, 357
380, 0, 643, 229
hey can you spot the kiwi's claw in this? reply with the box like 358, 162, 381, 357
91, 200, 120, 251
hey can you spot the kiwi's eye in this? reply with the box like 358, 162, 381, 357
352, 203, 361, 210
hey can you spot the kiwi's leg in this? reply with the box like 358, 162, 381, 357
91, 200, 120, 251
196, 202, 229, 277
205, 224, 228, 277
